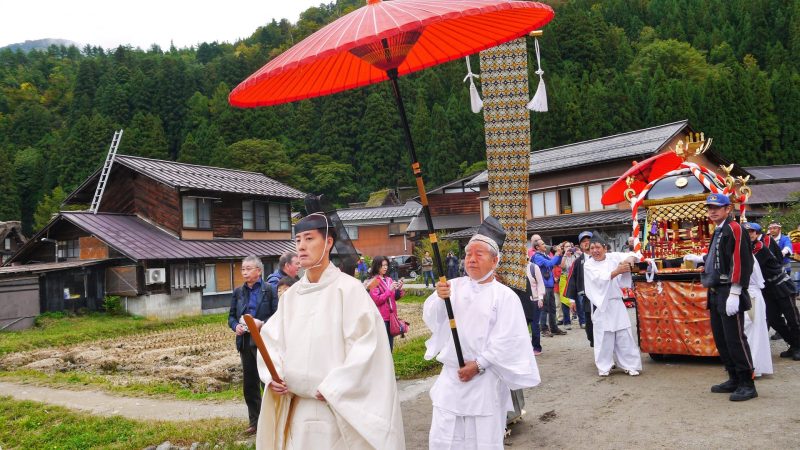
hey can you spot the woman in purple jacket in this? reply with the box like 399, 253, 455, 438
368, 256, 404, 351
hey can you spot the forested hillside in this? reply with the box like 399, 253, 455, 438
2, 0, 799, 234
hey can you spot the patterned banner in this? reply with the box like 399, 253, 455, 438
479, 38, 530, 291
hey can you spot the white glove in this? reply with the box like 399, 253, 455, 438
683, 254, 704, 264
725, 293, 739, 316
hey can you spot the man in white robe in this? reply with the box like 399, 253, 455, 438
255, 212, 405, 450
424, 217, 540, 449
582, 236, 642, 377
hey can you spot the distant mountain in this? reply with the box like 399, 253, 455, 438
2, 38, 80, 52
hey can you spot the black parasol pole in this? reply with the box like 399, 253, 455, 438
386, 67, 465, 368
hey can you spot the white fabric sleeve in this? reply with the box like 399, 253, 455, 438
730, 283, 742, 296
423, 288, 451, 361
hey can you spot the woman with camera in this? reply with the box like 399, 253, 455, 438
368, 256, 405, 351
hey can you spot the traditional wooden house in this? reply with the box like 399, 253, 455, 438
1, 155, 304, 326
406, 173, 483, 245
0, 221, 26, 265
447, 120, 745, 249
336, 198, 422, 259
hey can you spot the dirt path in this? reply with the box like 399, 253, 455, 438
0, 377, 435, 422
401, 312, 800, 449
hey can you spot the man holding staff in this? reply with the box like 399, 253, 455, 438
424, 217, 540, 449
254, 212, 405, 449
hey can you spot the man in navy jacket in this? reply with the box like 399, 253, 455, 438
228, 255, 278, 434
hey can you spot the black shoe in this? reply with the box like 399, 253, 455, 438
779, 347, 798, 358
793, 348, 800, 361
553, 329, 567, 335
730, 385, 758, 401
711, 379, 738, 393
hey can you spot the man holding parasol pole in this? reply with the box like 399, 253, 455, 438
229, 0, 555, 371
424, 217, 540, 448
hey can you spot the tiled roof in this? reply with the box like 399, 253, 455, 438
337, 201, 422, 221
747, 181, 800, 205
115, 155, 305, 198
61, 212, 294, 261
0, 259, 110, 275
65, 155, 305, 203
444, 209, 641, 240
469, 121, 688, 185
744, 165, 800, 182
406, 214, 482, 232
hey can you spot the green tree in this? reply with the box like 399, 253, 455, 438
357, 92, 402, 194
58, 113, 117, 191
426, 104, 459, 185
120, 112, 170, 159
0, 148, 21, 221
13, 147, 45, 234
33, 186, 67, 232
227, 138, 297, 184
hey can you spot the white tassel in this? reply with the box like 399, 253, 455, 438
526, 37, 548, 112
463, 56, 483, 113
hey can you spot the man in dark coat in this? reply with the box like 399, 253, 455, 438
265, 251, 299, 295
693, 194, 756, 401
745, 223, 800, 360
566, 230, 594, 346
228, 255, 279, 434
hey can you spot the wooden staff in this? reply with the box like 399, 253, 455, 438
243, 314, 283, 384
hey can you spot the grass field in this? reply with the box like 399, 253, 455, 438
0, 396, 250, 449
0, 312, 226, 356
1, 310, 436, 401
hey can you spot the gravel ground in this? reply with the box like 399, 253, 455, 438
400, 308, 800, 449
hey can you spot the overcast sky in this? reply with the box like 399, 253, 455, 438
0, 1, 325, 49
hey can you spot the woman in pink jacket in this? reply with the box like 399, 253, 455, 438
368, 256, 404, 351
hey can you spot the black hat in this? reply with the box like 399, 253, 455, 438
469, 216, 506, 253
294, 212, 330, 234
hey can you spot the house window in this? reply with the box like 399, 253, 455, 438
588, 184, 604, 211
481, 199, 490, 218
345, 226, 359, 240
183, 197, 212, 229
203, 264, 217, 294
531, 193, 544, 218
532, 191, 559, 217
244, 201, 289, 231
3, 238, 9, 250
268, 203, 290, 231
57, 239, 79, 259
558, 188, 572, 214
242, 200, 254, 230
544, 191, 557, 216
571, 187, 587, 213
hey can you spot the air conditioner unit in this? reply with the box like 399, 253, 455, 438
145, 268, 166, 285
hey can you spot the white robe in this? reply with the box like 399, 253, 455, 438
584, 253, 642, 374
423, 277, 540, 449
256, 263, 405, 450
744, 256, 772, 377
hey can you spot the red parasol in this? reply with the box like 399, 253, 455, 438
230, 0, 554, 367
230, 0, 554, 107
601, 150, 683, 205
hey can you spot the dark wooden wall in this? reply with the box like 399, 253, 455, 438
133, 176, 181, 234
428, 192, 481, 215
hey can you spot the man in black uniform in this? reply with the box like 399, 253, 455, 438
695, 194, 756, 401
228, 255, 279, 434
566, 230, 594, 346
744, 222, 800, 360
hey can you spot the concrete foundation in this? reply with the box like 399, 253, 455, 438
123, 289, 202, 319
